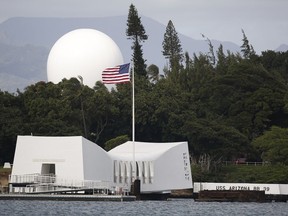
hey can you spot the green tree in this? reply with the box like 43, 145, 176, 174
147, 64, 161, 83
184, 51, 192, 70
201, 34, 216, 65
126, 4, 148, 78
0, 91, 24, 163
23, 81, 82, 136
162, 20, 183, 72
151, 78, 187, 141
260, 50, 288, 83
253, 126, 288, 165
210, 62, 286, 139
89, 81, 119, 144
110, 83, 133, 141
77, 76, 88, 138
104, 135, 129, 151
240, 29, 256, 59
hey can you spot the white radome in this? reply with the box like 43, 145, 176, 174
47, 28, 124, 88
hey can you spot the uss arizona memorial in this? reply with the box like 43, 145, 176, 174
9, 135, 192, 196
7, 135, 288, 201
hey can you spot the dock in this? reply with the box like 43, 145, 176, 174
195, 190, 266, 202
193, 182, 288, 202
0, 194, 136, 202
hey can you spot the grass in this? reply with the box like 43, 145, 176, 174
192, 164, 288, 183
0, 167, 11, 173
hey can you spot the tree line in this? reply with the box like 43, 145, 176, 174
1, 4, 288, 166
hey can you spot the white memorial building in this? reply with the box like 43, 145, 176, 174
10, 136, 192, 195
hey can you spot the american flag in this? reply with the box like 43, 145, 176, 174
102, 63, 130, 84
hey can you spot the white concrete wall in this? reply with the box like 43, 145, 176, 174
81, 137, 113, 182
141, 142, 193, 192
12, 136, 84, 180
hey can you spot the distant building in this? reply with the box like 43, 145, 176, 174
10, 136, 192, 195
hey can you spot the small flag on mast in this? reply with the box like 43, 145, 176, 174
102, 63, 130, 84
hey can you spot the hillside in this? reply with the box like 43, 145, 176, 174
0, 16, 241, 92
0, 43, 48, 92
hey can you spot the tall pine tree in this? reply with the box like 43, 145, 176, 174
126, 4, 148, 78
241, 29, 256, 59
162, 20, 183, 72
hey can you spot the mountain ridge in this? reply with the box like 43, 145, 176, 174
0, 16, 285, 92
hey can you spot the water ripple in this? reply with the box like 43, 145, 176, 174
1, 199, 288, 216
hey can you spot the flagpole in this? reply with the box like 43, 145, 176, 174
132, 63, 135, 181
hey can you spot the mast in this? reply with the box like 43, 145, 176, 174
132, 63, 136, 181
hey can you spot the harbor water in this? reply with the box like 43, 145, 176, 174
0, 199, 287, 216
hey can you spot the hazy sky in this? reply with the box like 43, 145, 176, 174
1, 0, 287, 52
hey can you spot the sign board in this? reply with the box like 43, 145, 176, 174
194, 182, 288, 195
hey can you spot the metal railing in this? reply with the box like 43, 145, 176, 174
9, 174, 130, 194
222, 161, 271, 166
